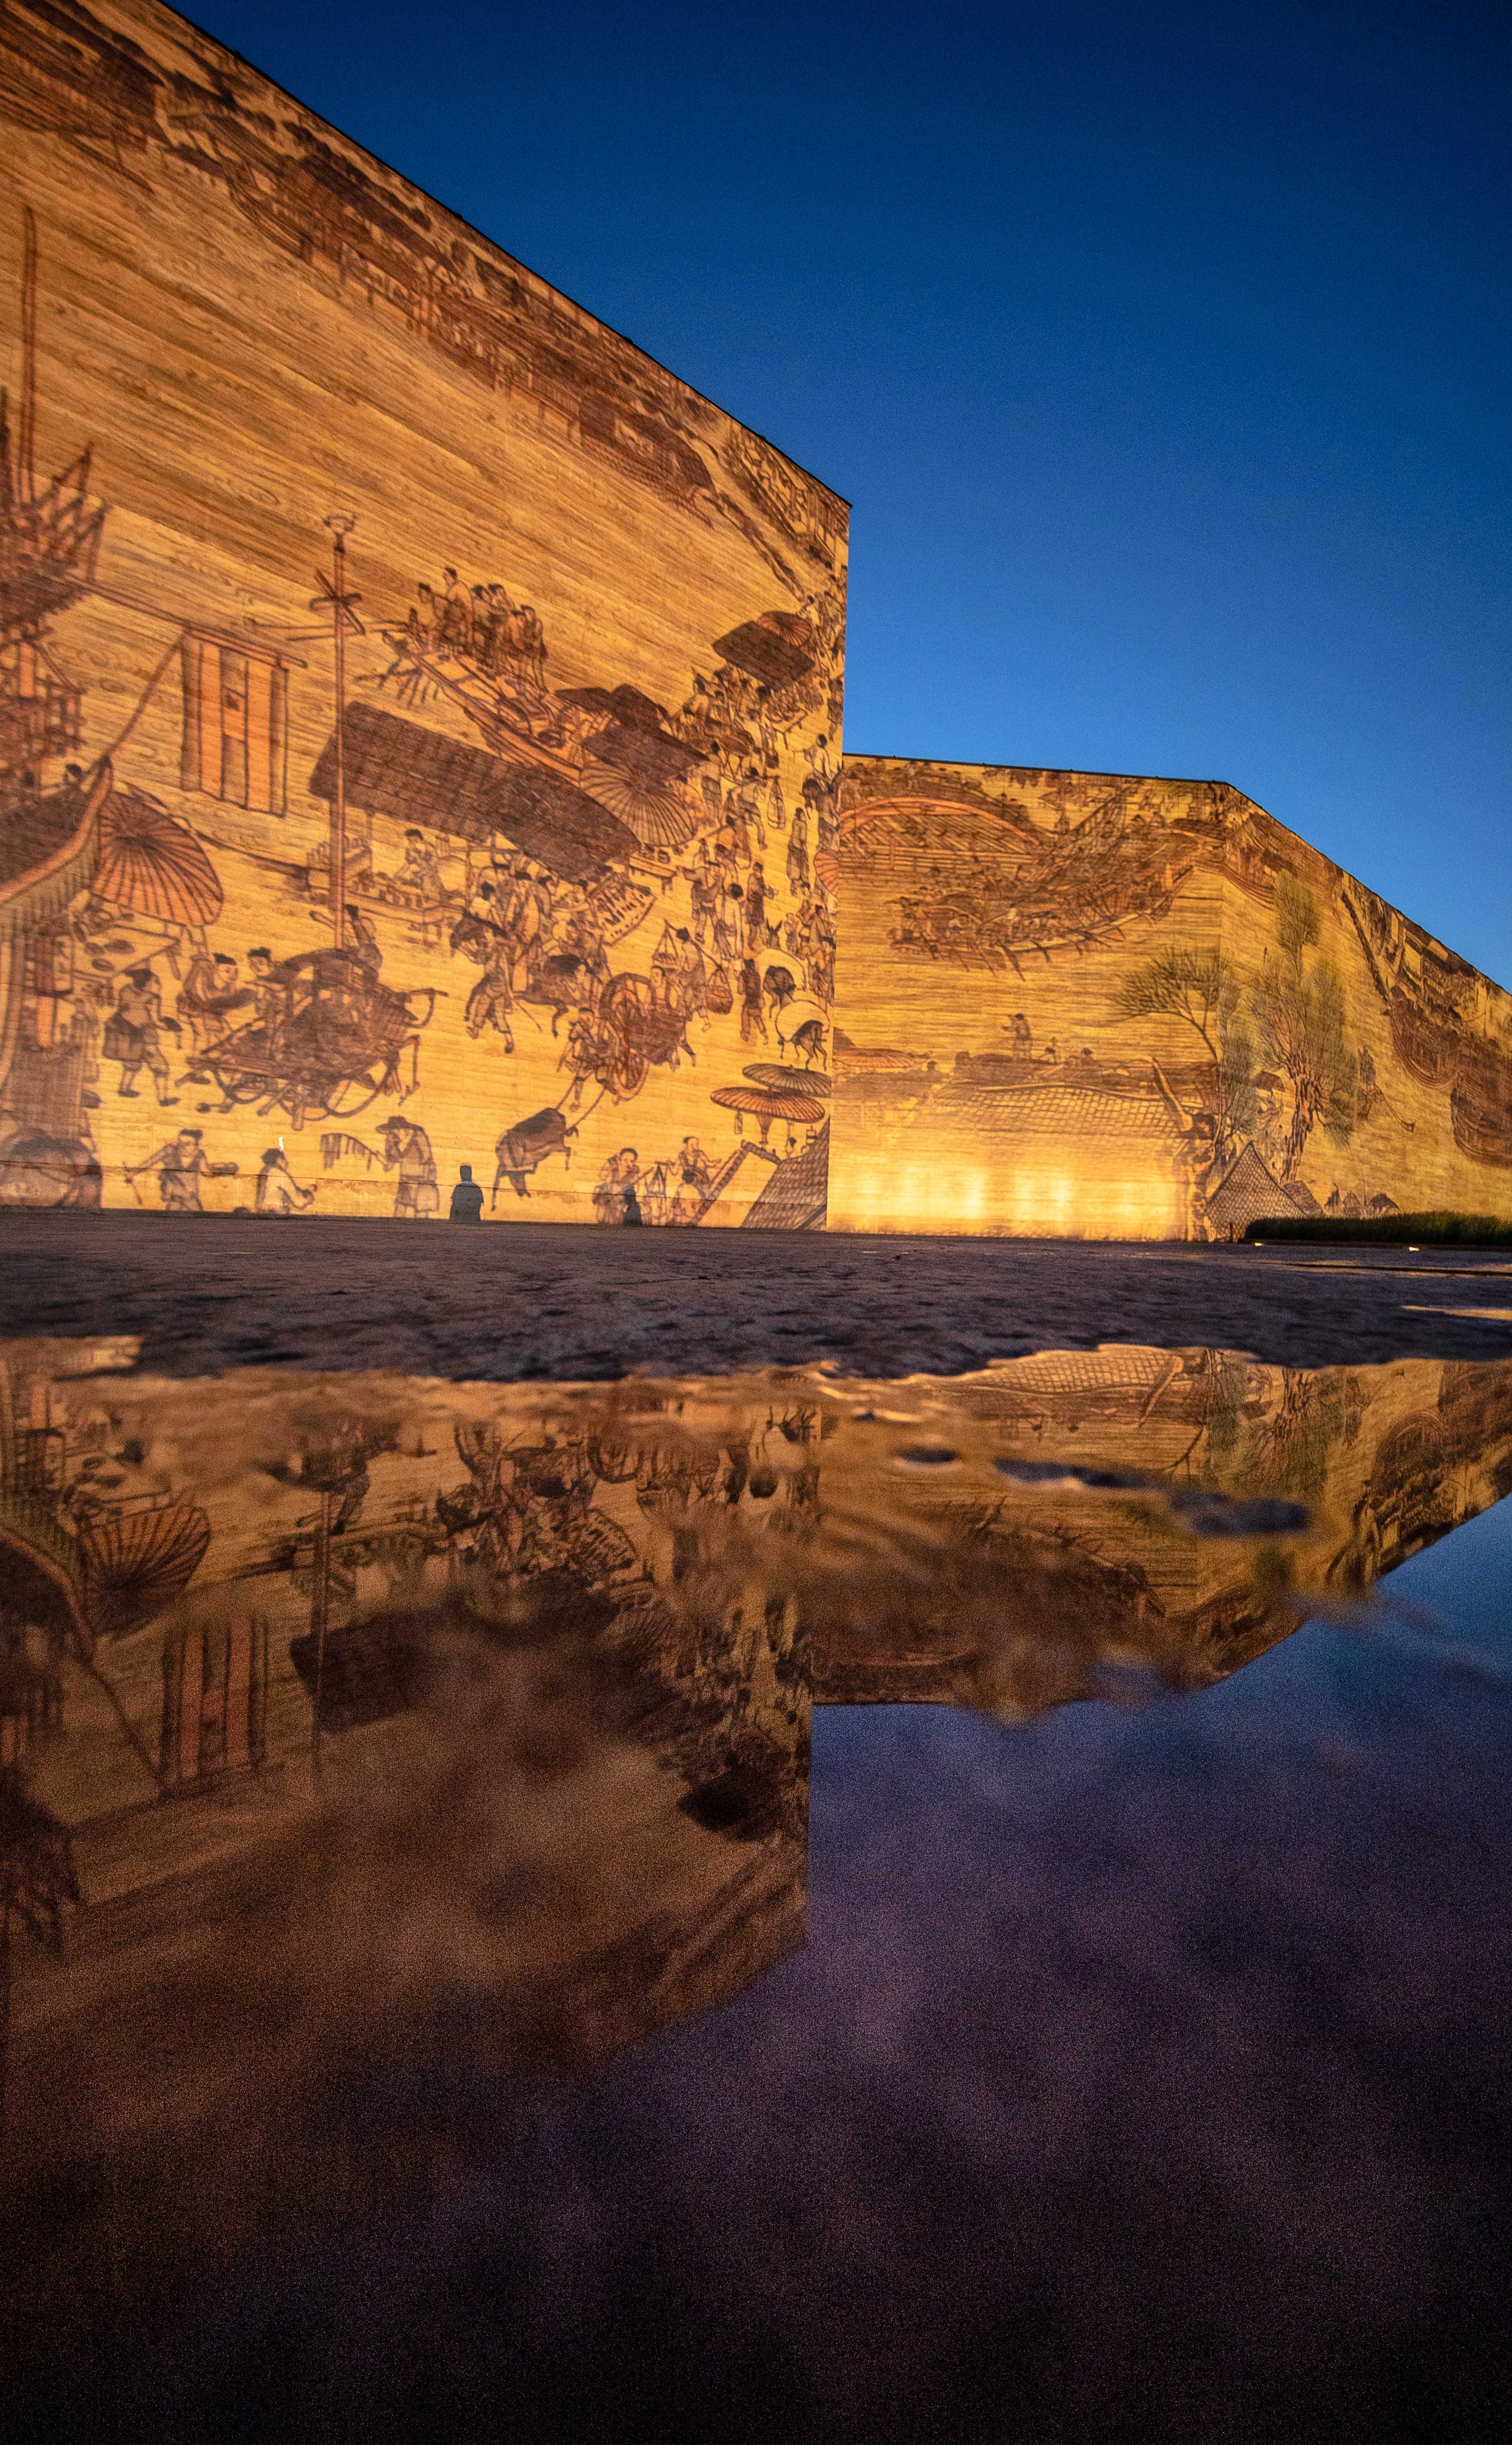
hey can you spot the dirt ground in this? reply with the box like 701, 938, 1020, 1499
5, 1212, 1512, 1378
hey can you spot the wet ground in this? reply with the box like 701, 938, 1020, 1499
4, 1251, 1512, 2442
6, 1209, 1512, 1374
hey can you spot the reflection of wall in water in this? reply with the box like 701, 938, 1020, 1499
1, 1350, 818, 2131
809, 1346, 1512, 1705
8, 1340, 1512, 2164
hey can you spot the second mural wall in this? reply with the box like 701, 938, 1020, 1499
830, 756, 1512, 1239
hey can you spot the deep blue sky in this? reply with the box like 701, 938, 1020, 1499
192, 0, 1511, 980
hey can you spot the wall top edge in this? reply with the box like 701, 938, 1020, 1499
840, 751, 1507, 999
2, 0, 850, 525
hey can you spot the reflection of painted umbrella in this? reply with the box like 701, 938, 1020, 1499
743, 1062, 831, 1101
710, 1082, 825, 1145
93, 789, 223, 927
79, 1502, 212, 1642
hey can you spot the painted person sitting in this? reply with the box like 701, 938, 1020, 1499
256, 1146, 317, 1217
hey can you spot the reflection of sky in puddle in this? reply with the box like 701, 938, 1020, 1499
6, 1338, 1512, 2438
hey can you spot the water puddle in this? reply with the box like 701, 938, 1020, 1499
5, 1334, 1512, 2382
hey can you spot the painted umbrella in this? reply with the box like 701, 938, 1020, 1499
93, 789, 223, 928
580, 759, 701, 853
709, 1082, 825, 1144
742, 1062, 831, 1101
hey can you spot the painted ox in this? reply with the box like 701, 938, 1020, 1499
494, 1107, 576, 1204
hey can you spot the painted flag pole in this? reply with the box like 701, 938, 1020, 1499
313, 514, 362, 948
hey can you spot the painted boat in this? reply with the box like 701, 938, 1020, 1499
1451, 1036, 1512, 1167
1388, 987, 1463, 1090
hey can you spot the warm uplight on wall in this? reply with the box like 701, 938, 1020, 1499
837, 1161, 1177, 1238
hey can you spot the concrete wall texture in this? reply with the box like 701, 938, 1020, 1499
2, 0, 1508, 1240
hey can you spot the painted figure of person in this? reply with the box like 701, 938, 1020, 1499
649, 924, 682, 1015
519, 605, 547, 688
470, 586, 496, 670
679, 673, 712, 737
408, 583, 438, 655
176, 942, 224, 1056
109, 968, 180, 1103
689, 858, 719, 946
739, 956, 767, 1043
803, 732, 834, 789
679, 1135, 712, 1198
397, 827, 444, 900
247, 947, 283, 1034
668, 1173, 701, 1225
559, 1011, 598, 1109
440, 566, 474, 656
465, 939, 515, 1049
739, 765, 768, 848
379, 1115, 438, 1219
593, 1147, 639, 1226
256, 1146, 316, 1216
721, 800, 752, 866
786, 805, 810, 895
343, 905, 382, 977
674, 927, 710, 1031
449, 1163, 485, 1223
127, 1126, 236, 1212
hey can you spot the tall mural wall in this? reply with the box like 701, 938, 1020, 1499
4, 4, 1506, 1248
829, 756, 1512, 1239
0, 0, 844, 1229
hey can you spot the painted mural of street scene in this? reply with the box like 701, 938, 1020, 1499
0, 0, 844, 1229
830, 757, 1512, 1238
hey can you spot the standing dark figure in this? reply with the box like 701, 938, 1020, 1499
449, 1163, 485, 1222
